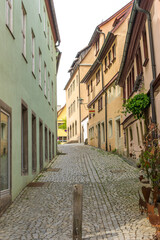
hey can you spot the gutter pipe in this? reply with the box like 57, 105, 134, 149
135, 0, 157, 124
96, 29, 105, 43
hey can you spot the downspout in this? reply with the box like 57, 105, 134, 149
96, 29, 105, 43
97, 59, 108, 151
78, 67, 81, 143
135, 0, 157, 124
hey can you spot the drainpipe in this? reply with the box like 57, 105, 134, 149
78, 67, 81, 143
97, 59, 108, 151
135, 0, 157, 124
96, 29, 105, 43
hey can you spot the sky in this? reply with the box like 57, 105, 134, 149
54, 0, 131, 107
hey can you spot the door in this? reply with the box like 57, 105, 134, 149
0, 110, 11, 211
98, 123, 101, 149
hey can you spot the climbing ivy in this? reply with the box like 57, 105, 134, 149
122, 93, 150, 119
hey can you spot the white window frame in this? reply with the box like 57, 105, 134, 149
44, 62, 47, 96
48, 72, 50, 102
43, 7, 46, 36
6, 0, 13, 33
31, 30, 35, 75
22, 3, 26, 58
38, 0, 42, 21
47, 21, 50, 49
39, 48, 42, 86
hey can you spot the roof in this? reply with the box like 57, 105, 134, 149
57, 104, 66, 116
88, 1, 133, 46
116, 0, 154, 86
45, 0, 61, 45
81, 32, 116, 84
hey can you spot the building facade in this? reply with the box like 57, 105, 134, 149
117, 0, 160, 160
0, 0, 60, 214
57, 105, 67, 143
81, 2, 133, 152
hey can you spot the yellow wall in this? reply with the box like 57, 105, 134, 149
57, 105, 67, 140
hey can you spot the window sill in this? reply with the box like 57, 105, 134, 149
44, 31, 46, 38
32, 71, 36, 79
112, 57, 116, 63
108, 63, 112, 69
48, 101, 51, 105
48, 45, 50, 50
44, 94, 47, 99
39, 84, 42, 90
52, 107, 54, 111
143, 58, 149, 67
104, 67, 108, 73
6, 24, 15, 39
96, 81, 100, 86
22, 53, 28, 63
39, 13, 42, 22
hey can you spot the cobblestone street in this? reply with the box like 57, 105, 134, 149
0, 144, 156, 240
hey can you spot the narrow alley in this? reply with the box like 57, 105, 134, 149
0, 144, 155, 240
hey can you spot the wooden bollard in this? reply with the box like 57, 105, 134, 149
73, 184, 83, 240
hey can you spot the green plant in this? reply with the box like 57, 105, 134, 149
139, 123, 160, 188
123, 93, 150, 119
57, 140, 61, 145
58, 117, 67, 130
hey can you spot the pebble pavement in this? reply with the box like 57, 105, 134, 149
0, 144, 156, 240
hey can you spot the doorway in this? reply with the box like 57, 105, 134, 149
0, 110, 11, 213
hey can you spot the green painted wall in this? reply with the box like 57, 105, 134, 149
0, 0, 58, 200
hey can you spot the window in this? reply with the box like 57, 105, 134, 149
32, 113, 37, 173
49, 131, 51, 161
93, 103, 95, 117
44, 62, 47, 96
22, 3, 27, 58
108, 120, 112, 137
87, 84, 90, 96
108, 51, 112, 66
31, 30, 35, 76
51, 35, 53, 60
6, 0, 13, 33
72, 123, 74, 137
21, 102, 28, 174
91, 80, 93, 92
129, 127, 133, 141
47, 22, 50, 49
75, 121, 77, 135
127, 66, 135, 98
52, 133, 54, 158
39, 120, 43, 171
136, 124, 140, 145
52, 82, 54, 109
98, 96, 103, 112
105, 56, 108, 70
96, 69, 100, 85
136, 46, 143, 76
112, 44, 116, 60
95, 38, 99, 55
140, 121, 144, 142
102, 122, 105, 142
116, 119, 121, 138
142, 28, 149, 66
43, 7, 46, 36
39, 48, 42, 86
76, 75, 78, 86
48, 72, 50, 102
45, 126, 48, 161
38, 0, 42, 21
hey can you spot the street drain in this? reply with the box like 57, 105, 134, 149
27, 182, 50, 187
47, 168, 61, 172
110, 170, 126, 174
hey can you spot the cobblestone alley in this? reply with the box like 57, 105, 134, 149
0, 144, 156, 240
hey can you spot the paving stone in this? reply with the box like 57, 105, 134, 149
0, 144, 156, 239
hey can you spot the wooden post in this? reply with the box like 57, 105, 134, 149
73, 184, 83, 240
